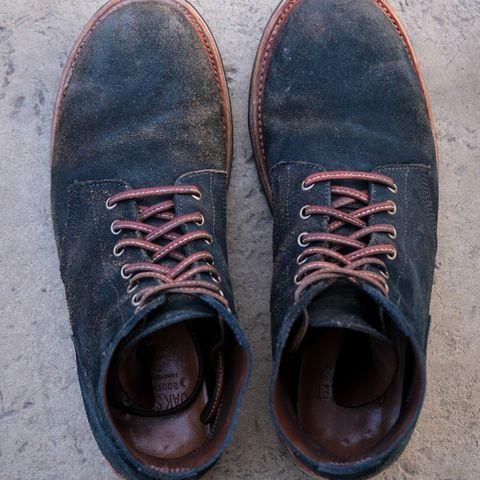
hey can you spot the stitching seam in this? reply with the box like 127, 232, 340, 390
395, 170, 409, 287
256, 0, 300, 164
373, 0, 414, 65
89, 184, 127, 324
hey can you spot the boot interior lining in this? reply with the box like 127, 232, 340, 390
296, 327, 405, 458
274, 323, 423, 465
105, 318, 250, 471
109, 322, 209, 459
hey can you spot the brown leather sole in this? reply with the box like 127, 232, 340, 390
248, 0, 438, 209
51, 0, 233, 179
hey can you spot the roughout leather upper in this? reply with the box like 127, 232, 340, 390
257, 0, 438, 478
262, 0, 436, 172
51, 2, 250, 479
52, 1, 226, 228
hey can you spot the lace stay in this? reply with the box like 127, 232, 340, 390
106, 186, 227, 308
295, 171, 398, 301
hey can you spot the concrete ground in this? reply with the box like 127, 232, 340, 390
0, 0, 479, 478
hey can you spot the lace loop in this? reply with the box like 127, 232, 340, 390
107, 186, 227, 308
295, 171, 398, 301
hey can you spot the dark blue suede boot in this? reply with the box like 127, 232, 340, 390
250, 0, 438, 478
51, 1, 251, 478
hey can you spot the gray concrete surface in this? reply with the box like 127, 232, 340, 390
0, 0, 479, 478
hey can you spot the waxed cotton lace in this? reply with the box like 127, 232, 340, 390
294, 171, 398, 301
106, 185, 227, 309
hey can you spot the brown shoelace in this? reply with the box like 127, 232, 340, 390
106, 186, 228, 309
294, 171, 398, 301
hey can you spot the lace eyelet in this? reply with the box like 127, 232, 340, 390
296, 253, 307, 265
127, 282, 138, 294
195, 214, 205, 226
205, 237, 213, 245
388, 227, 397, 240
388, 184, 398, 194
299, 206, 311, 220
111, 222, 122, 235
388, 202, 397, 215
219, 289, 225, 297
192, 192, 202, 201
121, 265, 132, 280
131, 294, 141, 307
294, 273, 302, 285
105, 197, 117, 210
113, 245, 124, 257
388, 183, 398, 193
211, 272, 221, 284
297, 232, 310, 248
301, 180, 314, 191
387, 250, 398, 261
380, 270, 390, 279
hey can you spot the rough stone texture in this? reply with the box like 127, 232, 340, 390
0, 0, 478, 478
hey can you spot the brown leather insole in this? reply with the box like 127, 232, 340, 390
297, 328, 405, 458
111, 323, 208, 459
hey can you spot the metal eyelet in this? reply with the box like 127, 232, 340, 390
380, 270, 390, 279
388, 202, 397, 215
111, 222, 122, 235
388, 184, 398, 194
301, 180, 314, 191
300, 206, 311, 220
113, 245, 124, 257
131, 294, 141, 307
294, 273, 302, 285
121, 265, 132, 280
195, 214, 205, 226
105, 197, 117, 210
388, 227, 397, 240
205, 237, 213, 245
192, 192, 202, 200
387, 250, 398, 261
219, 289, 225, 297
297, 232, 310, 248
211, 272, 221, 284
296, 253, 307, 265
127, 282, 138, 294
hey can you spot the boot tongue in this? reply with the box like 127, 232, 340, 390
123, 294, 215, 349
294, 283, 399, 407
307, 284, 388, 340
109, 294, 217, 414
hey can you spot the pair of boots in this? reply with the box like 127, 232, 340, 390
51, 0, 438, 478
